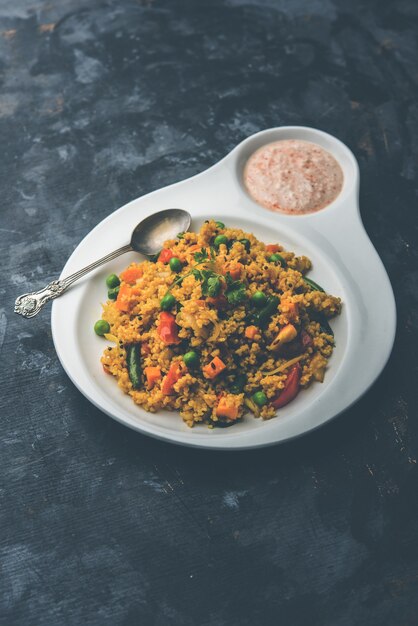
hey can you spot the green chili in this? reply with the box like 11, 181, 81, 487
126, 344, 142, 390
304, 277, 325, 292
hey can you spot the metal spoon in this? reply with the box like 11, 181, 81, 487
14, 208, 191, 318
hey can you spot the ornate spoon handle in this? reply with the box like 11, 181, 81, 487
14, 244, 132, 318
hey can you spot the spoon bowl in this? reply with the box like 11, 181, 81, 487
131, 208, 191, 256
14, 208, 191, 318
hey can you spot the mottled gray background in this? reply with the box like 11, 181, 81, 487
1, 0, 418, 624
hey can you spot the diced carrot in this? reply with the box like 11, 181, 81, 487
158, 312, 181, 345
281, 299, 299, 320
159, 248, 174, 264
230, 267, 242, 280
203, 356, 226, 379
120, 265, 143, 283
266, 244, 280, 253
245, 325, 258, 340
223, 262, 243, 280
216, 397, 239, 420
144, 366, 161, 388
115, 283, 133, 312
161, 361, 186, 395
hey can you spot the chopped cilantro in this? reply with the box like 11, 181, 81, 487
224, 273, 246, 305
206, 276, 222, 297
191, 268, 202, 280
196, 270, 222, 297
169, 247, 247, 306
194, 249, 209, 263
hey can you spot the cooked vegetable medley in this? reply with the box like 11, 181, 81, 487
97, 220, 342, 427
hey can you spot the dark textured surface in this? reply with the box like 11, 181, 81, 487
1, 1, 418, 624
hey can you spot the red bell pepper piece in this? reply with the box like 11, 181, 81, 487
158, 312, 181, 345
159, 248, 174, 264
161, 361, 186, 395
271, 363, 302, 409
266, 244, 280, 253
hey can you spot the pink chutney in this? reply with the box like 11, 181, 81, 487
243, 139, 343, 215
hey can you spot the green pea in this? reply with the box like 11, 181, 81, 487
215, 221, 225, 229
106, 273, 120, 289
251, 291, 267, 308
251, 296, 280, 328
94, 320, 110, 336
239, 238, 251, 252
268, 253, 286, 266
183, 351, 199, 368
169, 257, 182, 273
160, 293, 176, 311
214, 234, 229, 248
252, 391, 268, 407
108, 287, 120, 300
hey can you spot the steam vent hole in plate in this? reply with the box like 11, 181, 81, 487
243, 139, 344, 215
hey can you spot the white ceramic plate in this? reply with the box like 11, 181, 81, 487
51, 126, 396, 450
